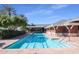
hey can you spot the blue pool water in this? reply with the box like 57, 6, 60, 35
5, 33, 72, 49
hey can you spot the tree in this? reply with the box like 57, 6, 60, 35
0, 5, 28, 31
8, 15, 28, 30
0, 15, 12, 28
0, 5, 16, 16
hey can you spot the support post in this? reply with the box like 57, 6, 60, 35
65, 26, 71, 42
53, 26, 58, 37
65, 25, 74, 42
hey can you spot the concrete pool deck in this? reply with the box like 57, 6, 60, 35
0, 33, 30, 49
0, 39, 18, 49
0, 34, 79, 54
1, 48, 79, 54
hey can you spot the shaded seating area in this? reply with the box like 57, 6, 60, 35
45, 18, 79, 37
27, 24, 48, 33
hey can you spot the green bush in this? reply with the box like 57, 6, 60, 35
0, 30, 26, 39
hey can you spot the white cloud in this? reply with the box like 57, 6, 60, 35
45, 15, 59, 19
25, 9, 53, 16
51, 4, 69, 9
25, 4, 69, 17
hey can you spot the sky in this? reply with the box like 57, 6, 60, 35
0, 4, 79, 24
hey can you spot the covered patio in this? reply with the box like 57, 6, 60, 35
45, 18, 79, 38
27, 24, 48, 33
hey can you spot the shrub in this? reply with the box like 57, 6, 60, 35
0, 30, 26, 39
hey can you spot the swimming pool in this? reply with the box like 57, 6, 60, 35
5, 33, 72, 49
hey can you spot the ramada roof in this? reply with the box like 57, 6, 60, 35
27, 24, 50, 28
45, 17, 79, 28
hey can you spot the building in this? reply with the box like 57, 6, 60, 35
27, 24, 49, 33
45, 17, 79, 37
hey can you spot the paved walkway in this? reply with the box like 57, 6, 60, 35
1, 48, 79, 54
